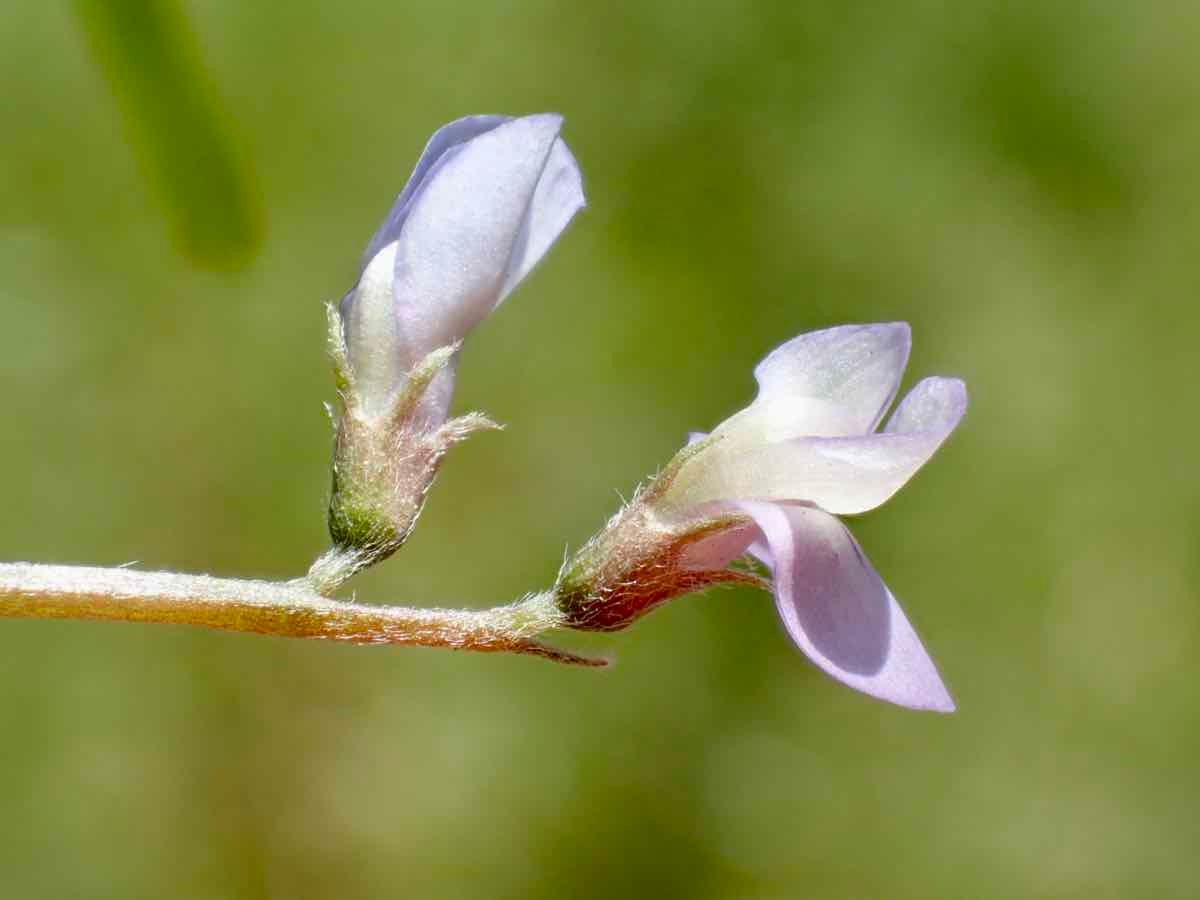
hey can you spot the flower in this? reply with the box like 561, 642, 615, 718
340, 113, 585, 425
552, 323, 966, 712
320, 114, 585, 579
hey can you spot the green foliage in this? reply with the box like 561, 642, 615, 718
72, 0, 261, 269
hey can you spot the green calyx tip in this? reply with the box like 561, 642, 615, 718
325, 301, 356, 397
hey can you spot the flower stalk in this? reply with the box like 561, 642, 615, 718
0, 562, 602, 666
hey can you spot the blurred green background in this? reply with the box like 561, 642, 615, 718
1, 1, 1197, 897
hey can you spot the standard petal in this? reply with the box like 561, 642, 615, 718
735, 501, 954, 712
745, 323, 911, 439
360, 115, 509, 267
665, 377, 965, 515
389, 113, 566, 368
497, 136, 585, 301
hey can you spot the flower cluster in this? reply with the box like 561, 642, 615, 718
319, 114, 967, 712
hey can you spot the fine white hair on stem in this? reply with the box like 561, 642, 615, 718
0, 563, 603, 667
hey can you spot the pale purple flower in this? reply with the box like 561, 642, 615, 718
340, 114, 585, 425
555, 323, 965, 712
321, 114, 584, 572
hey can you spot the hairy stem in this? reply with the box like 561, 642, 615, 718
0, 563, 603, 666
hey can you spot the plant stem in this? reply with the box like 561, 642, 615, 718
0, 563, 602, 666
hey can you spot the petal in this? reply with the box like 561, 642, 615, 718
360, 115, 510, 268
666, 377, 966, 515
497, 136, 586, 301
677, 519, 759, 571
388, 113, 574, 368
340, 241, 462, 425
341, 242, 406, 417
735, 501, 954, 712
884, 376, 967, 436
745, 323, 911, 439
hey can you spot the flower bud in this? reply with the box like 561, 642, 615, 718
315, 115, 585, 587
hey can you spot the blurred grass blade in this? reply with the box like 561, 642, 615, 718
74, 0, 262, 270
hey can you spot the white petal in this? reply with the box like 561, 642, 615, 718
388, 114, 571, 369
884, 376, 967, 435
735, 501, 954, 712
665, 377, 966, 515
360, 116, 510, 268
342, 242, 406, 417
746, 323, 911, 439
